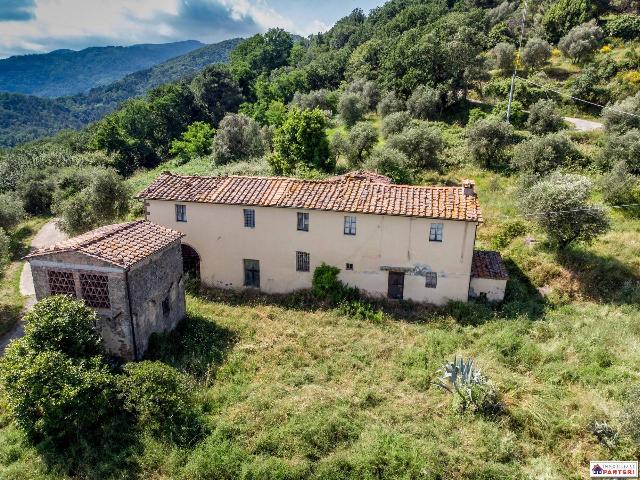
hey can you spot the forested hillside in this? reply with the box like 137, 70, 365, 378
1, 0, 640, 478
0, 40, 204, 97
0, 38, 241, 147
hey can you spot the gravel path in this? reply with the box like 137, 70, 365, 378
0, 219, 68, 354
563, 117, 604, 132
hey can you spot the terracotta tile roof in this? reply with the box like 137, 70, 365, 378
471, 250, 509, 280
26, 221, 184, 269
136, 172, 483, 222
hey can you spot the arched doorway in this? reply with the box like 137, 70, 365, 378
181, 244, 200, 280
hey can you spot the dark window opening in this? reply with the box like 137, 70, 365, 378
80, 273, 110, 308
244, 259, 260, 287
162, 296, 171, 316
296, 251, 310, 272
47, 270, 76, 297
345, 263, 354, 270
297, 212, 309, 231
425, 272, 438, 288
176, 204, 187, 222
244, 209, 255, 228
181, 244, 201, 279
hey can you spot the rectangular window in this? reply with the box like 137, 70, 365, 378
425, 272, 438, 288
162, 296, 171, 317
344, 216, 357, 235
243, 259, 260, 287
47, 270, 76, 297
244, 209, 255, 228
296, 251, 310, 272
297, 212, 309, 231
79, 273, 110, 308
429, 223, 443, 242
175, 204, 187, 222
345, 263, 354, 271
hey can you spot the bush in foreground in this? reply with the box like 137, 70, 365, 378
526, 99, 565, 134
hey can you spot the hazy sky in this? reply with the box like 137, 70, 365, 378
0, 0, 386, 58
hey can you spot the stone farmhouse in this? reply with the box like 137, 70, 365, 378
138, 171, 508, 304
26, 221, 186, 360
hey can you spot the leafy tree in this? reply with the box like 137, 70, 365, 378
491, 42, 516, 74
488, 22, 514, 46
492, 100, 527, 127
521, 38, 552, 70
526, 100, 566, 134
329, 130, 349, 165
603, 92, 640, 134
170, 121, 215, 164
269, 107, 331, 174
57, 169, 130, 235
338, 92, 365, 127
605, 14, 640, 40
264, 100, 288, 127
345, 78, 380, 112
542, 0, 597, 42
558, 20, 604, 63
512, 133, 580, 175
18, 170, 56, 215
190, 65, 244, 126
0, 192, 26, 230
364, 145, 412, 184
600, 162, 640, 207
377, 90, 405, 117
521, 173, 610, 249
466, 118, 514, 168
212, 113, 265, 165
407, 85, 442, 120
381, 111, 412, 139
0, 227, 9, 266
291, 89, 336, 112
386, 122, 444, 169
346, 122, 379, 167
600, 129, 640, 174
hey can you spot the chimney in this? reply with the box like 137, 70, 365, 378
462, 179, 475, 196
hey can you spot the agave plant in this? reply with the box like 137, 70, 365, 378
435, 356, 497, 414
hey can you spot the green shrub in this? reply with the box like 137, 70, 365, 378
170, 121, 215, 164
605, 14, 640, 40
541, 0, 596, 42
526, 99, 565, 134
466, 117, 514, 169
407, 85, 441, 120
0, 227, 10, 266
18, 170, 56, 215
377, 90, 405, 117
312, 263, 345, 302
492, 220, 528, 249
386, 122, 444, 170
603, 92, 640, 134
558, 20, 604, 63
380, 111, 411, 139
364, 145, 413, 184
600, 162, 640, 209
521, 38, 552, 70
0, 193, 25, 230
512, 133, 581, 176
467, 108, 487, 125
482, 77, 549, 106
490, 42, 516, 74
119, 361, 206, 446
338, 300, 385, 324
601, 129, 640, 174
492, 100, 527, 127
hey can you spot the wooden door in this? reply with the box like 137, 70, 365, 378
387, 271, 405, 300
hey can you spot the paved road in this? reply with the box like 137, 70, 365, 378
563, 117, 603, 132
0, 219, 67, 354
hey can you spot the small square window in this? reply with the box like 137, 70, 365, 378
296, 251, 310, 272
425, 272, 438, 288
345, 263, 354, 271
297, 212, 309, 231
175, 204, 187, 222
344, 216, 357, 235
429, 223, 443, 242
244, 209, 255, 228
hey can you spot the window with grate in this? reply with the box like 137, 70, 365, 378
425, 272, 438, 288
244, 209, 255, 228
344, 216, 357, 235
429, 223, 443, 242
296, 251, 310, 272
175, 204, 187, 222
48, 270, 76, 297
80, 273, 110, 308
297, 212, 309, 231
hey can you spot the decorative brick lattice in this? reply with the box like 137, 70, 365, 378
47, 270, 76, 297
80, 273, 110, 309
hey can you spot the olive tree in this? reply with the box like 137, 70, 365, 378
603, 92, 640, 134
381, 111, 412, 139
466, 118, 514, 168
521, 38, 552, 70
386, 122, 444, 170
0, 192, 25, 230
377, 91, 405, 117
364, 145, 412, 184
291, 89, 335, 112
491, 42, 516, 74
512, 133, 580, 175
521, 173, 610, 249
601, 162, 640, 207
212, 113, 265, 164
526, 99, 565, 134
345, 122, 379, 167
600, 129, 640, 174
558, 20, 604, 63
338, 92, 366, 127
345, 78, 380, 112
407, 85, 441, 120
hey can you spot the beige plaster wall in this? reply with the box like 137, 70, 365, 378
146, 200, 478, 305
469, 277, 507, 302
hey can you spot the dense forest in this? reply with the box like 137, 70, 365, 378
0, 40, 204, 97
1, 0, 640, 478
0, 38, 241, 146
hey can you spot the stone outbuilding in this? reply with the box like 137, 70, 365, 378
26, 220, 186, 360
469, 250, 509, 302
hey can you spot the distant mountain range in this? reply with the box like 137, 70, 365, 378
0, 40, 205, 98
0, 38, 242, 147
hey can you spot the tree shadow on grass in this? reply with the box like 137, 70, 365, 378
145, 312, 237, 382
498, 258, 548, 320
555, 248, 640, 305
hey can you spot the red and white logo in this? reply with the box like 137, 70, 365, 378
590, 461, 638, 478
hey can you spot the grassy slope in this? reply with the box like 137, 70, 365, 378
2, 118, 640, 479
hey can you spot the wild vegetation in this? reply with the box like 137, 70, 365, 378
1, 0, 640, 477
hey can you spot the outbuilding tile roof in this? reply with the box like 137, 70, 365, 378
136, 172, 483, 222
26, 221, 184, 269
471, 250, 509, 280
